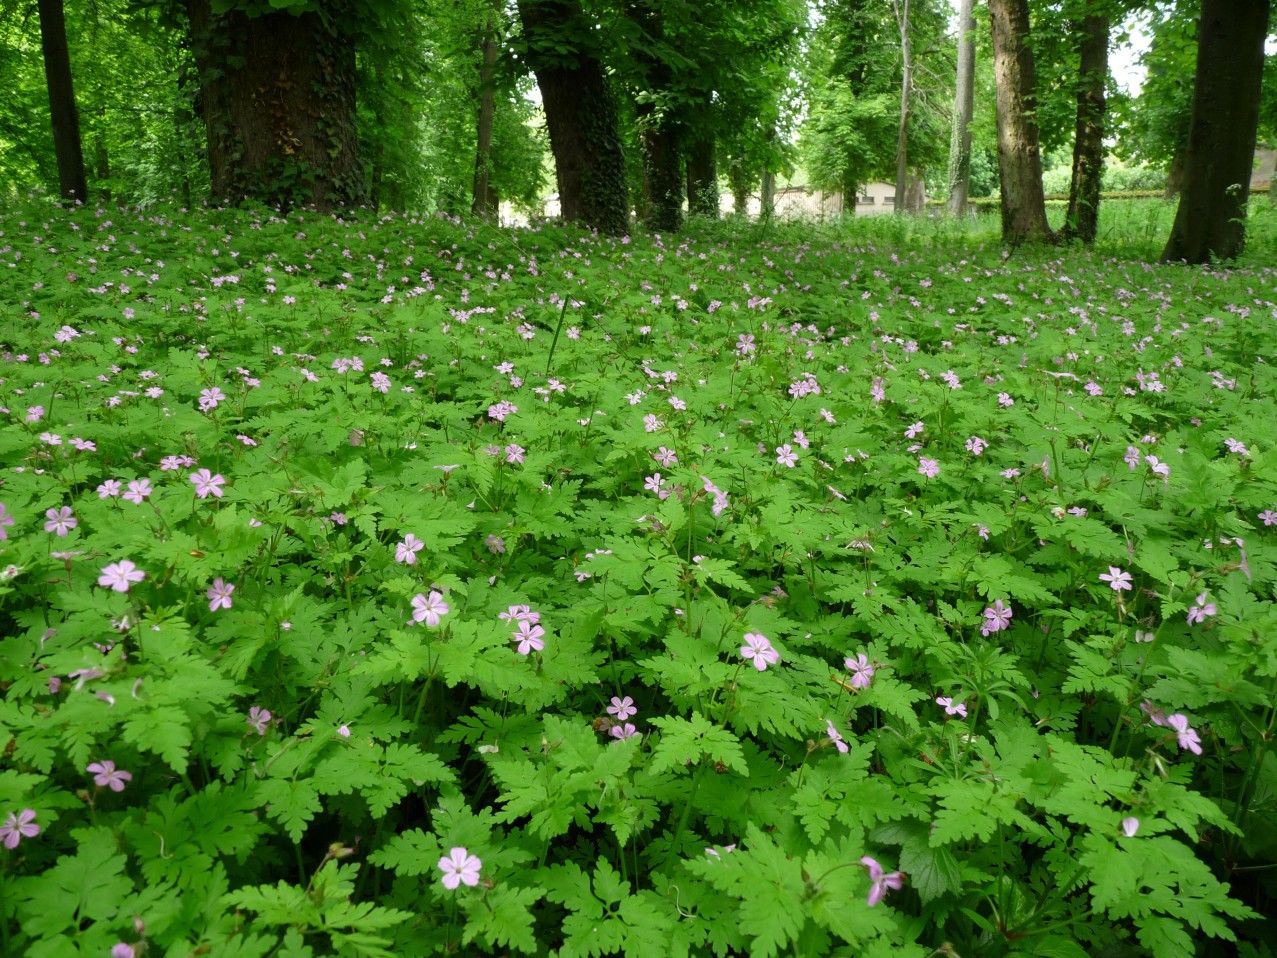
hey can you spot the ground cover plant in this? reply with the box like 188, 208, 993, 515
1, 199, 1276, 957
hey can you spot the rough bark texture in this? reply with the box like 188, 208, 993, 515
1061, 14, 1108, 245
1162, 0, 1270, 263
988, 0, 1053, 244
685, 131, 718, 218
641, 107, 683, 232
946, 0, 975, 216
37, 0, 87, 203
471, 12, 500, 221
1165, 150, 1186, 198
892, 0, 911, 214
728, 156, 750, 215
518, 0, 628, 234
185, 0, 364, 210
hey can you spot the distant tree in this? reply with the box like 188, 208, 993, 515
36, 0, 86, 202
988, 0, 1052, 243
946, 0, 976, 215
1060, 8, 1109, 244
1162, 0, 1270, 263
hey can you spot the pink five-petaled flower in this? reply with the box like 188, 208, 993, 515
1121, 817, 1140, 838
438, 847, 482, 889
98, 560, 145, 593
981, 599, 1013, 636
936, 696, 968, 718
513, 620, 546, 655
1166, 714, 1203, 755
207, 578, 235, 611
844, 652, 875, 690
0, 502, 15, 540
247, 706, 272, 735
122, 479, 153, 504
87, 760, 133, 792
917, 457, 939, 479
860, 856, 904, 907
609, 723, 638, 740
1099, 566, 1133, 592
0, 809, 39, 849
1186, 593, 1217, 625
740, 632, 779, 671
190, 468, 226, 499
111, 944, 136, 958
43, 506, 77, 537
775, 444, 798, 468
411, 591, 449, 626
395, 533, 424, 565
825, 719, 850, 753
607, 696, 637, 721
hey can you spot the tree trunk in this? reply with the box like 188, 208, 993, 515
760, 168, 775, 217
1162, 0, 1270, 263
37, 0, 87, 203
471, 10, 500, 221
1165, 148, 1186, 198
1061, 14, 1108, 244
946, 0, 975, 216
185, 0, 364, 211
686, 131, 718, 218
517, 0, 628, 234
892, 0, 911, 214
641, 107, 683, 232
988, 0, 1053, 244
728, 156, 750, 215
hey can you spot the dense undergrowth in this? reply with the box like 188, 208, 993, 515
1, 198, 1276, 957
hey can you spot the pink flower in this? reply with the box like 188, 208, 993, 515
844, 652, 875, 689
485, 534, 506, 554
370, 372, 391, 394
111, 944, 136, 958
1099, 566, 1132, 592
1121, 817, 1140, 838
122, 479, 153, 504
917, 457, 939, 479
740, 632, 779, 671
207, 578, 235, 611
654, 446, 678, 467
198, 387, 226, 412
499, 604, 539, 624
904, 421, 924, 439
1259, 509, 1277, 526
43, 506, 77, 537
247, 706, 272, 735
395, 534, 424, 565
775, 444, 798, 468
513, 620, 546, 655
98, 560, 145, 592
936, 696, 967, 718
609, 723, 638, 740
607, 696, 637, 721
1166, 714, 1202, 755
97, 479, 121, 499
438, 847, 482, 889
87, 760, 133, 792
1186, 593, 1216, 625
411, 590, 449, 626
965, 436, 987, 455
0, 809, 39, 849
190, 469, 226, 499
0, 502, 12, 540
860, 856, 904, 907
825, 719, 849, 753
981, 599, 1013, 635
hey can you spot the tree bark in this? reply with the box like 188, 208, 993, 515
892, 0, 912, 214
728, 155, 750, 215
1162, 0, 1270, 263
471, 10, 500, 221
988, 0, 1053, 244
946, 0, 975, 216
518, 0, 628, 234
1061, 14, 1109, 244
1165, 148, 1186, 198
760, 168, 775, 217
686, 131, 718, 218
184, 0, 364, 211
37, 0, 87, 203
641, 106, 683, 232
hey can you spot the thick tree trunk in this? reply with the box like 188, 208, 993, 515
892, 0, 911, 214
185, 0, 364, 210
641, 107, 683, 232
988, 0, 1053, 244
518, 0, 628, 234
1165, 149, 1186, 198
728, 156, 750, 215
1162, 0, 1270, 263
471, 11, 500, 221
946, 0, 975, 216
760, 169, 775, 217
37, 0, 87, 203
686, 131, 718, 218
1061, 14, 1108, 244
